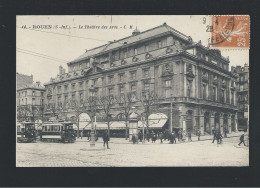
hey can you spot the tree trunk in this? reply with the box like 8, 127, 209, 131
125, 119, 128, 140
107, 121, 110, 137
77, 118, 80, 138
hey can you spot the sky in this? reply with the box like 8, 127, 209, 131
17, 15, 249, 84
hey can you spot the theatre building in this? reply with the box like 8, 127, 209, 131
44, 23, 238, 135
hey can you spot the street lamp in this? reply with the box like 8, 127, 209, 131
89, 85, 96, 147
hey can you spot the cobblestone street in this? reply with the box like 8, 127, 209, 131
16, 133, 249, 167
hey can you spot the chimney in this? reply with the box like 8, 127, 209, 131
36, 81, 41, 87
132, 27, 140, 36
90, 57, 94, 64
59, 66, 63, 75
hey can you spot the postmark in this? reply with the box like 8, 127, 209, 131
209, 15, 250, 48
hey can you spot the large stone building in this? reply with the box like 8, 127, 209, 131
44, 23, 238, 135
17, 81, 45, 122
231, 64, 249, 130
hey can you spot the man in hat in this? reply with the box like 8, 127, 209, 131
102, 130, 110, 149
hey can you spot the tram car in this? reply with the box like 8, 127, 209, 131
17, 122, 37, 143
40, 121, 76, 143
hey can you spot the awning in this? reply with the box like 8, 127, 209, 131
73, 121, 91, 130
138, 113, 168, 129
84, 121, 126, 130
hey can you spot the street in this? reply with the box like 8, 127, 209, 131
16, 134, 249, 167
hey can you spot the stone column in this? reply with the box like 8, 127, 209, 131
235, 113, 238, 132
184, 62, 187, 97
210, 113, 215, 135
200, 115, 205, 135
228, 114, 232, 133
220, 114, 224, 133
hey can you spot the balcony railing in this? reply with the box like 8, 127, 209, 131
161, 97, 237, 110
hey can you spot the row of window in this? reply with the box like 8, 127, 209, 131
18, 91, 44, 97
53, 69, 152, 94
52, 80, 172, 102
18, 98, 44, 106
196, 51, 228, 70
70, 37, 172, 72
200, 84, 234, 104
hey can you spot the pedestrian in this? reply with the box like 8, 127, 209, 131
151, 131, 156, 143
87, 132, 90, 140
217, 130, 223, 144
138, 131, 143, 142
132, 134, 137, 144
159, 132, 164, 144
95, 132, 99, 141
178, 129, 182, 141
187, 128, 192, 142
238, 132, 246, 146
197, 129, 201, 141
172, 131, 176, 144
102, 130, 110, 149
80, 131, 83, 139
224, 127, 228, 138
182, 129, 186, 141
212, 128, 217, 143
147, 130, 150, 142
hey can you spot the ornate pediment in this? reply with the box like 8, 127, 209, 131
166, 47, 173, 54
186, 71, 195, 78
132, 56, 138, 62
213, 79, 218, 85
162, 71, 173, 77
121, 59, 127, 65
145, 53, 152, 59
202, 75, 208, 83
96, 65, 104, 72
83, 68, 93, 76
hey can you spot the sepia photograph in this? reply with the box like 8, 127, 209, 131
16, 15, 249, 167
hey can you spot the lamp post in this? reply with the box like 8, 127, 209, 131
89, 85, 96, 147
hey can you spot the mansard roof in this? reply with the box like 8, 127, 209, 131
17, 82, 45, 91
185, 42, 230, 63
69, 23, 191, 64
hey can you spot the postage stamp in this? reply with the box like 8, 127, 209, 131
209, 15, 250, 48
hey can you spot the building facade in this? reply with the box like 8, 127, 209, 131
44, 23, 238, 135
231, 64, 249, 131
17, 81, 46, 122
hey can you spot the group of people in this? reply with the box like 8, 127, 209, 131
212, 128, 223, 144
132, 128, 200, 144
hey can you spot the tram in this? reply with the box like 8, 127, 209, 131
17, 121, 37, 143
40, 121, 76, 143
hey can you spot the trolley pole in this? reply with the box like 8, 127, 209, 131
142, 120, 145, 144
90, 117, 96, 147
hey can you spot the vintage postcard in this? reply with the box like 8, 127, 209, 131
16, 15, 249, 167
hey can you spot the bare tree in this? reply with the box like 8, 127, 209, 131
116, 92, 135, 140
57, 102, 68, 121
83, 96, 98, 133
48, 102, 59, 119
140, 91, 159, 134
69, 99, 85, 138
17, 105, 32, 122
99, 95, 116, 136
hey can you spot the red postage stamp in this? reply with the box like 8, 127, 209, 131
210, 15, 250, 48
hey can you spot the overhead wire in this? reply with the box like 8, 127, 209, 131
17, 50, 68, 64
17, 48, 68, 62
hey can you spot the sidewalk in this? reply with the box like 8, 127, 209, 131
75, 131, 242, 144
